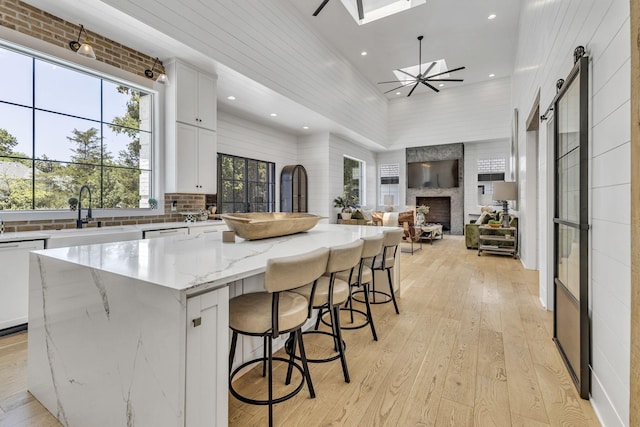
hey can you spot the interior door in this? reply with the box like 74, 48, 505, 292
553, 55, 590, 399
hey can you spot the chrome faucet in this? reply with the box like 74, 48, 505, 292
76, 185, 93, 229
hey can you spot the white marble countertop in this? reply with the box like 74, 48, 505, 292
33, 224, 389, 294
0, 220, 225, 243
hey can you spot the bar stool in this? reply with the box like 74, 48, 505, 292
289, 239, 364, 383
353, 228, 403, 314
333, 234, 384, 341
228, 247, 330, 427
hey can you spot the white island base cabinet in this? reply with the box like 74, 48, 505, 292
28, 253, 229, 427
186, 287, 229, 427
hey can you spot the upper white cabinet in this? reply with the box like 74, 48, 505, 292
175, 62, 217, 130
165, 60, 218, 194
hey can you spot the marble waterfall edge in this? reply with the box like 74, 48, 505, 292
28, 253, 186, 427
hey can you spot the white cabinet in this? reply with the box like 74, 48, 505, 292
186, 286, 229, 427
0, 239, 45, 330
143, 227, 189, 239
165, 60, 218, 194
176, 123, 216, 193
175, 62, 217, 130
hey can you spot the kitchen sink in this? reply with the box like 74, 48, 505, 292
46, 226, 143, 249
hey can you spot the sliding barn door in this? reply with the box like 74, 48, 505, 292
553, 55, 590, 399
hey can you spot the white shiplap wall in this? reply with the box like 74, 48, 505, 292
99, 0, 388, 146
387, 78, 512, 150
512, 0, 631, 425
297, 132, 331, 220
329, 134, 378, 223
463, 139, 511, 222
216, 110, 298, 210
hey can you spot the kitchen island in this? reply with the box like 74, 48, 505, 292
27, 224, 398, 427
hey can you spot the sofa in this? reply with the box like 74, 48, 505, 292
465, 213, 518, 249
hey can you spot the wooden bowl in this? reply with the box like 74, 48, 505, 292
221, 212, 323, 240
487, 223, 502, 228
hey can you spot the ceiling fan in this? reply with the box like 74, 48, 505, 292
378, 35, 466, 97
314, 0, 364, 20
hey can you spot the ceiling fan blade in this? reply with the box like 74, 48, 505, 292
357, 0, 364, 20
377, 79, 415, 84
420, 61, 437, 79
426, 78, 464, 82
407, 81, 420, 97
384, 84, 408, 94
313, 0, 331, 16
396, 69, 418, 79
426, 66, 466, 79
421, 81, 440, 93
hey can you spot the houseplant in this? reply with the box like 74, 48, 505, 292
416, 204, 430, 225
68, 197, 78, 211
148, 198, 158, 209
333, 195, 358, 220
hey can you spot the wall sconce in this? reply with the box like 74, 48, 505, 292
144, 57, 169, 84
68, 24, 96, 60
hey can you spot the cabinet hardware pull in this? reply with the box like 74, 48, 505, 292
192, 317, 202, 327
159, 229, 178, 234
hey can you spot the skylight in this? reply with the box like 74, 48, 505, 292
392, 59, 449, 85
340, 0, 427, 25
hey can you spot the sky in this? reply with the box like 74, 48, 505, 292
0, 46, 150, 163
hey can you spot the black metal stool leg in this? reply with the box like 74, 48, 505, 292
296, 328, 315, 398
262, 335, 268, 377
285, 332, 296, 385
267, 337, 274, 427
229, 330, 238, 374
387, 268, 400, 314
363, 283, 378, 341
333, 305, 350, 383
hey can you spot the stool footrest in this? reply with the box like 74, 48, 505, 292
352, 289, 392, 305
229, 356, 306, 406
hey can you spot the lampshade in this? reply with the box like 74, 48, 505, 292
76, 42, 96, 59
155, 72, 169, 84
383, 195, 394, 206
69, 25, 96, 60
493, 181, 517, 201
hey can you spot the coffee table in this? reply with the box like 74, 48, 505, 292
417, 223, 443, 244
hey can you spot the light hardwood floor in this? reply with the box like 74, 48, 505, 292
0, 235, 600, 426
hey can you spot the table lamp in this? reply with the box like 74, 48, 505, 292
493, 181, 517, 227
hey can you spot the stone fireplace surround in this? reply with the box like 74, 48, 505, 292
406, 144, 464, 235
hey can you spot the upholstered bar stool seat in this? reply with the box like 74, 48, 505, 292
333, 234, 384, 340
229, 291, 308, 334
289, 239, 364, 383
229, 247, 330, 427
353, 228, 404, 314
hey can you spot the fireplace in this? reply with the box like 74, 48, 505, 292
416, 197, 451, 231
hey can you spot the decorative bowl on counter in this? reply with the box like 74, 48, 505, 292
220, 212, 323, 240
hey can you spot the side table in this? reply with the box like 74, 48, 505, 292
478, 226, 517, 258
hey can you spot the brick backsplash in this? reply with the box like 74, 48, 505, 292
0, 0, 162, 78
2, 193, 210, 233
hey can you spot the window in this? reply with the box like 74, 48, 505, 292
379, 163, 399, 207
0, 44, 153, 210
344, 156, 365, 206
217, 153, 275, 213
476, 158, 505, 206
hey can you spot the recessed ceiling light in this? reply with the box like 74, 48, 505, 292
488, 14, 496, 19
270, 113, 278, 117
439, 83, 444, 87
395, 92, 401, 95
227, 95, 236, 100
303, 126, 309, 130
361, 51, 367, 56
489, 73, 495, 77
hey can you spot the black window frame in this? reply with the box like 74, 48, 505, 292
217, 153, 275, 213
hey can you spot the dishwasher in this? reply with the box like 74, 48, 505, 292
0, 239, 45, 334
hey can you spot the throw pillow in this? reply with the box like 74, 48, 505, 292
475, 211, 488, 224
351, 209, 364, 220
481, 212, 495, 224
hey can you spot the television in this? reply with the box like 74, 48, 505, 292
407, 159, 459, 188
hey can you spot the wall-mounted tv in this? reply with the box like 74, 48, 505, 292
407, 159, 459, 188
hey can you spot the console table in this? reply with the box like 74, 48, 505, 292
478, 226, 517, 258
